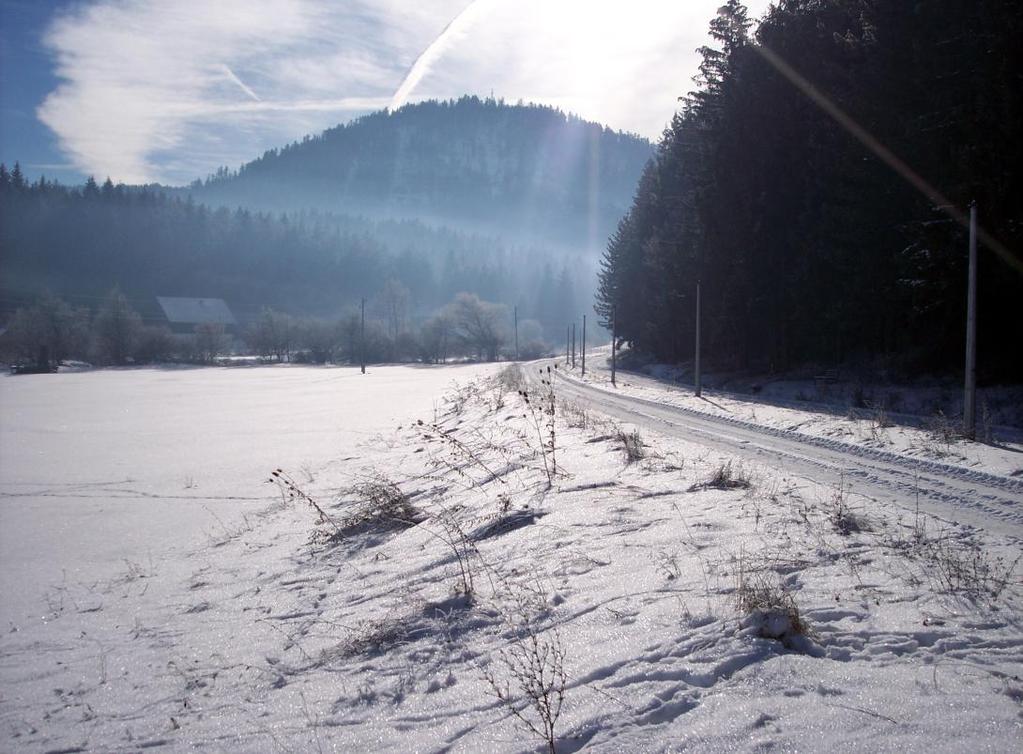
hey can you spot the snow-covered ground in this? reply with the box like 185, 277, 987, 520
573, 347, 1023, 479
0, 364, 496, 624
1, 362, 1021, 752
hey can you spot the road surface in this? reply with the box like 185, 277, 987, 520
551, 368, 1023, 543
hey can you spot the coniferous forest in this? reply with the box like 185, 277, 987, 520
596, 0, 1022, 382
1, 98, 650, 348
0, 171, 581, 330
191, 96, 653, 249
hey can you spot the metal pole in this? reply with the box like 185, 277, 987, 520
964, 201, 977, 438
695, 281, 702, 397
581, 314, 586, 376
611, 306, 617, 386
514, 306, 519, 360
360, 297, 366, 375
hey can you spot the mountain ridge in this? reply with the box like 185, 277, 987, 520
186, 96, 654, 252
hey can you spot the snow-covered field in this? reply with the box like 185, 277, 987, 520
1, 362, 1021, 752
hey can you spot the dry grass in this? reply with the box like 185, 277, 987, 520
616, 428, 646, 464
340, 477, 419, 535
690, 460, 752, 492
735, 554, 808, 642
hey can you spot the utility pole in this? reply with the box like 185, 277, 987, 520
694, 281, 702, 398
964, 201, 977, 438
360, 297, 366, 375
566, 325, 570, 365
571, 323, 576, 368
514, 306, 519, 361
611, 306, 617, 387
581, 314, 586, 376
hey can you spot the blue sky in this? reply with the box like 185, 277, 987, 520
1, 0, 771, 187
0, 1, 81, 181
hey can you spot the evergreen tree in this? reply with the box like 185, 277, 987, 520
596, 0, 1023, 380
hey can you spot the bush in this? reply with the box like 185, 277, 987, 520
616, 428, 646, 464
297, 318, 340, 363
484, 624, 566, 754
133, 325, 176, 363
1, 293, 89, 367
735, 555, 808, 644
91, 287, 143, 365
341, 478, 418, 535
690, 460, 752, 491
193, 322, 227, 364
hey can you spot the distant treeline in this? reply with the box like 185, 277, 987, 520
0, 287, 543, 369
597, 0, 1023, 381
0, 166, 582, 340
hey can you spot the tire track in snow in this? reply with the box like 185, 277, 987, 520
551, 370, 1023, 541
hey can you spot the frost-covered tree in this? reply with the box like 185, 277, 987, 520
3, 293, 88, 368
193, 322, 227, 364
92, 287, 143, 365
450, 292, 507, 362
247, 308, 296, 362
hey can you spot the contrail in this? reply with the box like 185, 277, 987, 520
389, 0, 497, 111
221, 64, 261, 102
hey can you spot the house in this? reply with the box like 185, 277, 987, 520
156, 297, 238, 335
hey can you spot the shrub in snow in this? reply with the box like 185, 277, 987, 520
690, 459, 752, 491
735, 553, 809, 649
341, 477, 419, 535
616, 427, 646, 464
484, 623, 566, 754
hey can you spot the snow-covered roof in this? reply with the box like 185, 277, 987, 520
156, 296, 237, 326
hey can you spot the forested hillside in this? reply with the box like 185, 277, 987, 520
1, 98, 650, 342
190, 96, 653, 250
0, 170, 581, 335
597, 0, 1022, 381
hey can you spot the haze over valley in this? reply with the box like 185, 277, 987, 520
1, 2, 1022, 753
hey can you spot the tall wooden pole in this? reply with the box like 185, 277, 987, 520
514, 305, 519, 360
566, 325, 570, 364
964, 201, 977, 438
611, 306, 617, 386
694, 281, 702, 397
571, 323, 576, 368
360, 297, 366, 375
581, 314, 586, 376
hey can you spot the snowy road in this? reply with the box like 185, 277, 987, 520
552, 368, 1023, 542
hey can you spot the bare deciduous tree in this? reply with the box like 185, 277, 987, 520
451, 292, 506, 361
419, 311, 455, 363
378, 279, 410, 340
3, 293, 88, 368
247, 308, 296, 362
194, 322, 227, 364
92, 287, 143, 365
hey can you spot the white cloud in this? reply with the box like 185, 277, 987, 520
38, 0, 772, 185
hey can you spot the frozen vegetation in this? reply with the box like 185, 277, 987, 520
1, 363, 1021, 752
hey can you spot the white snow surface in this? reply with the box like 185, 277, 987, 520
578, 347, 1023, 479
1, 362, 1021, 752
